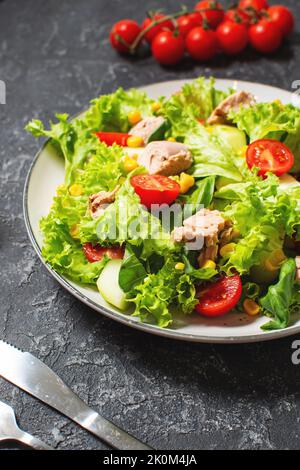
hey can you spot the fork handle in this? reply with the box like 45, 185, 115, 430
18, 432, 53, 450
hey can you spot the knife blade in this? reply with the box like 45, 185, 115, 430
0, 340, 151, 450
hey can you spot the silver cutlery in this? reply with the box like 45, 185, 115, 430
0, 340, 151, 450
0, 401, 52, 450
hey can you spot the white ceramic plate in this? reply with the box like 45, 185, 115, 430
24, 78, 300, 343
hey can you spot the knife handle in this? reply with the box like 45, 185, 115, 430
73, 409, 152, 450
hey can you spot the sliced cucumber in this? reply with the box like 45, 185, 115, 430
97, 259, 128, 311
209, 125, 247, 152
148, 120, 168, 143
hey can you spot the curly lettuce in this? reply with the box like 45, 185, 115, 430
229, 101, 300, 173
26, 88, 155, 185
215, 174, 300, 275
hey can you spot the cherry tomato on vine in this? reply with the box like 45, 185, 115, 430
130, 174, 180, 208
141, 14, 175, 44
151, 30, 185, 65
249, 19, 282, 53
177, 13, 203, 38
217, 21, 249, 55
246, 139, 294, 177
186, 27, 218, 61
224, 8, 252, 26
195, 1, 224, 29
110, 20, 141, 53
195, 275, 243, 317
239, 0, 269, 12
267, 5, 294, 37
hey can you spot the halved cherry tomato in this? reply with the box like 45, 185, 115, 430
83, 243, 125, 263
130, 174, 180, 209
95, 132, 130, 147
246, 139, 294, 177
196, 274, 242, 317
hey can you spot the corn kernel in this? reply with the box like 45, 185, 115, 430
179, 173, 195, 194
124, 156, 139, 173
220, 243, 236, 258
175, 262, 185, 271
238, 145, 248, 158
70, 224, 79, 239
201, 260, 216, 270
69, 184, 83, 196
151, 102, 162, 113
243, 299, 260, 316
167, 137, 176, 142
128, 110, 142, 126
127, 135, 144, 148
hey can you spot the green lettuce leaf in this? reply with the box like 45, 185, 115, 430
216, 174, 300, 274
127, 259, 198, 328
229, 101, 300, 172
78, 176, 175, 255
26, 88, 155, 185
261, 259, 297, 330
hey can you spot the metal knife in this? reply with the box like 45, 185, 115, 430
0, 340, 151, 450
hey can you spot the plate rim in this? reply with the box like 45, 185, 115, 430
23, 78, 300, 344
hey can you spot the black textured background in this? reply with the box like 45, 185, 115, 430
1, 0, 300, 450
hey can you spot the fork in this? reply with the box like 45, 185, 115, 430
0, 401, 52, 450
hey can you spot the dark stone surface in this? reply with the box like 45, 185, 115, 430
0, 0, 300, 450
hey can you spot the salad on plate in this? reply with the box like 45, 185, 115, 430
26, 77, 300, 331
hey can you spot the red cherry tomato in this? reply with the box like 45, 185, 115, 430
141, 14, 175, 44
267, 6, 294, 37
217, 21, 248, 55
249, 19, 282, 53
95, 132, 130, 147
177, 13, 203, 38
186, 27, 218, 61
110, 20, 141, 54
224, 8, 252, 26
239, 0, 269, 11
195, 1, 224, 29
130, 174, 180, 209
151, 31, 185, 66
246, 139, 294, 177
196, 275, 242, 317
83, 243, 125, 263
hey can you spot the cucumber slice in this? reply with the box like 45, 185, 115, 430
97, 259, 128, 311
148, 120, 168, 143
209, 125, 247, 152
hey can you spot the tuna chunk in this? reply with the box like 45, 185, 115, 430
129, 116, 165, 145
172, 209, 233, 266
207, 91, 256, 125
296, 256, 300, 282
138, 141, 193, 176
89, 186, 119, 219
